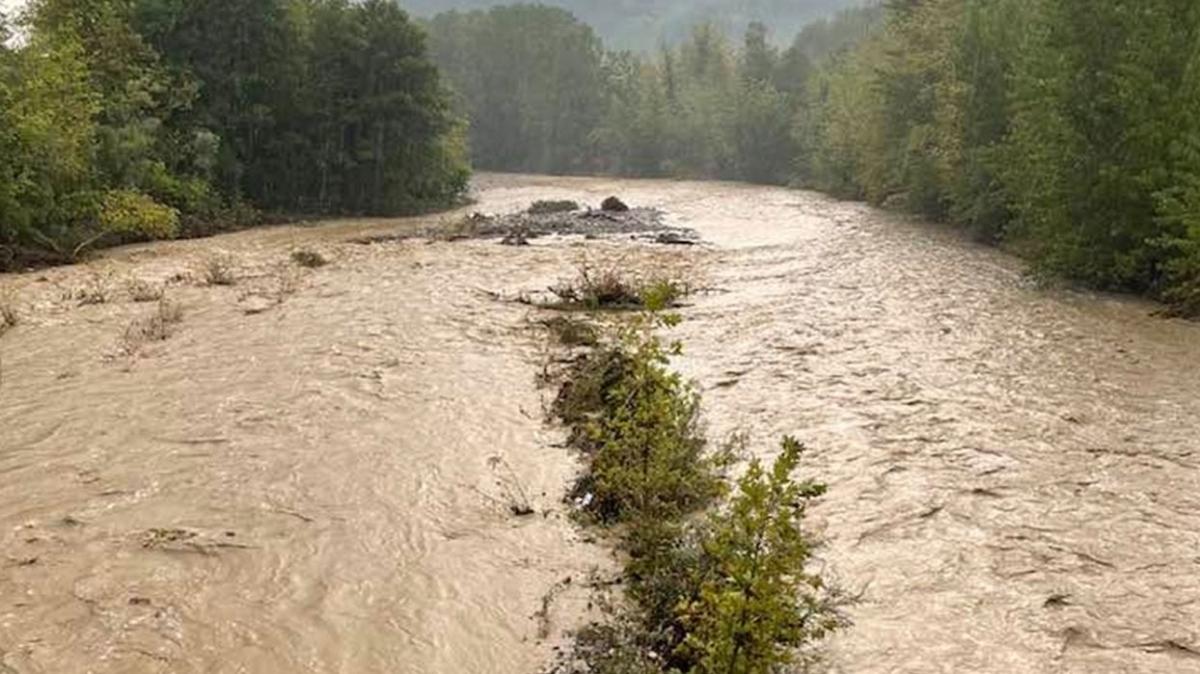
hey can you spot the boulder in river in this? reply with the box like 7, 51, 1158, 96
600, 196, 630, 212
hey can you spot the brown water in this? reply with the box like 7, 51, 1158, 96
1, 174, 1198, 673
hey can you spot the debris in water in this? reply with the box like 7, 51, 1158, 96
533, 576, 574, 639
1043, 593, 1072, 609
501, 228, 531, 246
487, 455, 536, 517
142, 528, 196, 549
654, 232, 697, 246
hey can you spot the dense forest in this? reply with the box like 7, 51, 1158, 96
3, 0, 1198, 315
427, 4, 879, 179
427, 1, 1200, 316
407, 0, 865, 51
0, 0, 468, 270
803, 0, 1200, 317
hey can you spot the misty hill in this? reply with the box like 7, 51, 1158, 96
402, 0, 868, 49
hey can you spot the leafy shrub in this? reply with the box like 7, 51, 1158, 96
547, 301, 844, 673
179, 201, 263, 239
99, 189, 180, 241
22, 189, 180, 264
554, 318, 727, 524
1164, 269, 1200, 317
140, 162, 223, 218
1157, 235, 1200, 317
559, 440, 844, 674
677, 438, 843, 674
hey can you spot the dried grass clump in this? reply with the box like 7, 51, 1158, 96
73, 276, 110, 306
541, 315, 600, 347
203, 255, 237, 286
126, 278, 164, 302
122, 298, 184, 351
0, 295, 18, 336
291, 249, 328, 268
547, 263, 688, 311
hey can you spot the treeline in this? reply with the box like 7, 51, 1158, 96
427, 4, 878, 181
409, 0, 862, 51
810, 0, 1200, 316
0, 0, 468, 270
429, 1, 1200, 315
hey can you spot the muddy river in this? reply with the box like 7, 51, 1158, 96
1, 174, 1198, 673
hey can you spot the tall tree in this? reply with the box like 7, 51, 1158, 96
427, 5, 606, 173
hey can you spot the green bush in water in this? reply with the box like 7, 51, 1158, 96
677, 437, 843, 674
557, 313, 726, 524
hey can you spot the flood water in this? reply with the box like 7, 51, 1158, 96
1, 174, 1198, 673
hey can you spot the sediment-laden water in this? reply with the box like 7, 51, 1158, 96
1, 174, 1197, 673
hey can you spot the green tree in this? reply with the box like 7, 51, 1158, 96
300, 0, 468, 213
427, 4, 606, 173
0, 27, 104, 258
1, 0, 467, 268
591, 52, 672, 176
678, 437, 840, 674
1004, 0, 1200, 291
740, 21, 776, 84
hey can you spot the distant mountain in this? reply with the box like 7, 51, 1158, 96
402, 0, 869, 50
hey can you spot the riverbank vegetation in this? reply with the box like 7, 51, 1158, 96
543, 280, 844, 673
0, 0, 468, 271
428, 1, 1200, 316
